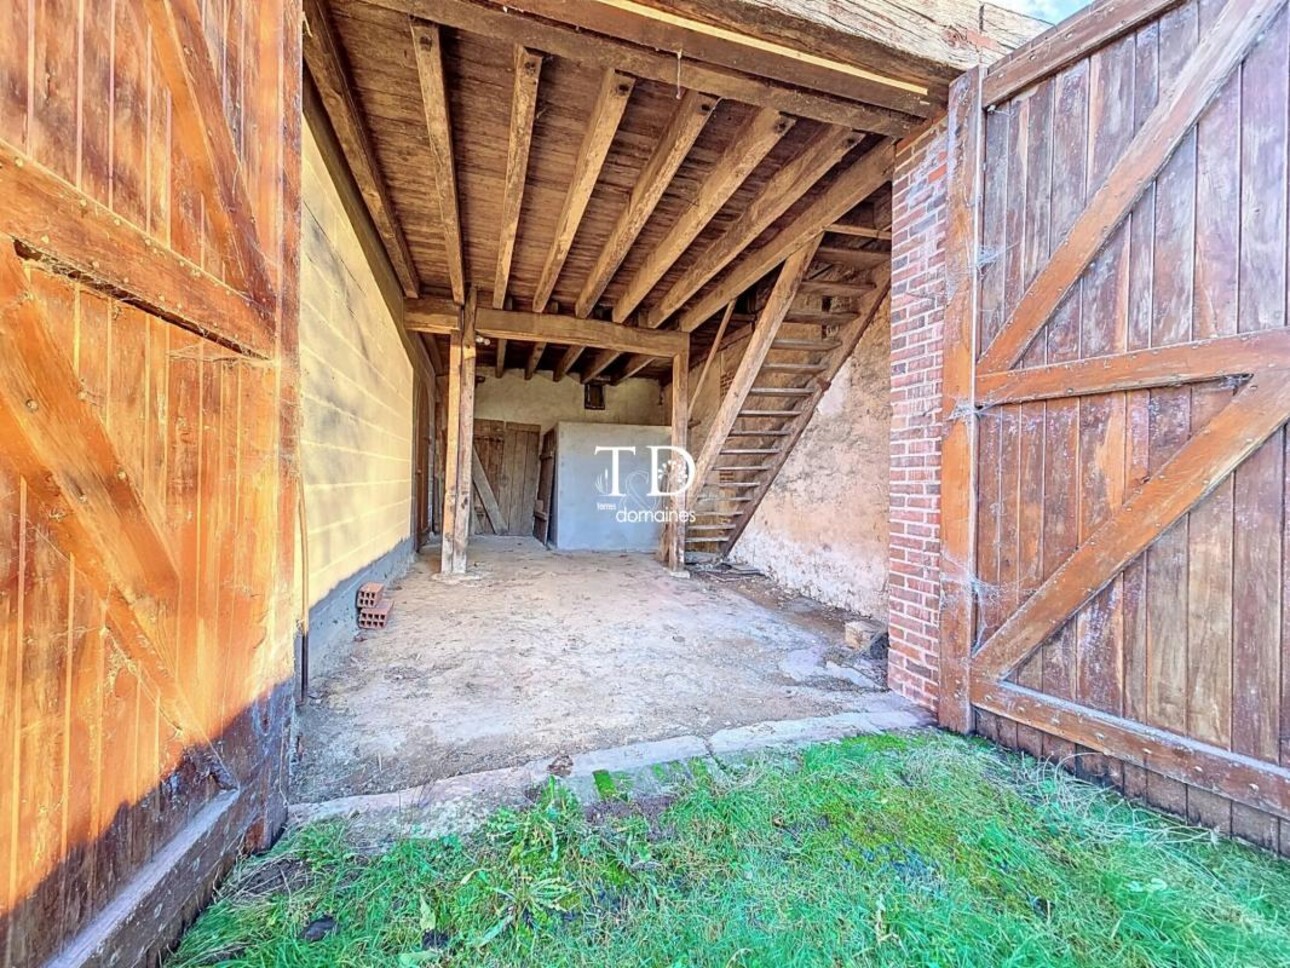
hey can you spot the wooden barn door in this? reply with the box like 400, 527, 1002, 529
0, 1, 301, 963
941, 0, 1290, 848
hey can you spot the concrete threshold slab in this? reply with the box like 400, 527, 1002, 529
288, 694, 932, 839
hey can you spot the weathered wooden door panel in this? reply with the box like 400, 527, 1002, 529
942, 0, 1290, 851
0, 0, 300, 963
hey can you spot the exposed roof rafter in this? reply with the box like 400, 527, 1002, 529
494, 46, 543, 309
575, 88, 718, 318
411, 20, 467, 303
532, 68, 635, 312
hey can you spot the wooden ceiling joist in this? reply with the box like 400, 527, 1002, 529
613, 353, 656, 384
494, 46, 543, 310
575, 88, 718, 318
581, 348, 621, 384
303, 0, 420, 297
525, 342, 546, 379
411, 21, 467, 304
371, 0, 920, 135
815, 246, 889, 270
473, 306, 688, 356
612, 106, 792, 323
553, 345, 585, 382
532, 68, 636, 312
677, 138, 895, 332
404, 295, 462, 334
826, 223, 893, 241
641, 125, 861, 329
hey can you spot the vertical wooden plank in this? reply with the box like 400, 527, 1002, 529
0, 0, 30, 148
112, 0, 149, 227
1013, 82, 1050, 760
1120, 15, 1161, 803
974, 103, 1010, 743
1075, 30, 1134, 786
1232, 2, 1289, 848
81, 0, 114, 206
0, 476, 24, 962
15, 512, 72, 962
996, 105, 1022, 760
61, 559, 103, 939
1040, 62, 1087, 765
29, 0, 78, 183
1144, 0, 1197, 817
1182, 0, 1241, 833
147, 40, 173, 245
938, 66, 983, 733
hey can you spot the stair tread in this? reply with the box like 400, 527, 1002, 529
771, 338, 841, 350
796, 279, 877, 297
761, 362, 828, 373
728, 429, 791, 436
748, 386, 814, 396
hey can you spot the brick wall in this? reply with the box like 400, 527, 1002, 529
300, 117, 415, 606
887, 119, 949, 713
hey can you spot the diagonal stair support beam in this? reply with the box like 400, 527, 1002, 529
721, 278, 890, 554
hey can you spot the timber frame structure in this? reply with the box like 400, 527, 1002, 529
302, 0, 1038, 574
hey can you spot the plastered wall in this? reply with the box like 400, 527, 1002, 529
475, 370, 666, 434
300, 117, 414, 610
730, 316, 892, 619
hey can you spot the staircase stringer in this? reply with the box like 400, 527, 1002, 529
688, 235, 823, 493
719, 274, 891, 555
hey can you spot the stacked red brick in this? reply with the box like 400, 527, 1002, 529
887, 120, 949, 714
357, 581, 392, 629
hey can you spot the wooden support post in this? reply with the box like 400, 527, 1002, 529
441, 290, 477, 573
665, 347, 690, 572
937, 67, 983, 733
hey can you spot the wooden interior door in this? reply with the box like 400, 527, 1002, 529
940, 0, 1290, 847
471, 420, 541, 537
0, 1, 301, 962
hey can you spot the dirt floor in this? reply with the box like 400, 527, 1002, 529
291, 536, 893, 803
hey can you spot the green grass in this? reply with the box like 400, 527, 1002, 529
170, 732, 1290, 967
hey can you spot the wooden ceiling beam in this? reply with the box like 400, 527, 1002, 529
677, 138, 894, 332
525, 342, 547, 379
826, 223, 893, 241
575, 89, 717, 318
814, 246, 889, 270
475, 306, 687, 356
369, 0, 919, 135
303, 0, 420, 297
641, 125, 861, 329
612, 107, 792, 323
612, 353, 656, 384
553, 345, 585, 382
411, 21, 467, 304
494, 46, 543, 309
581, 348, 621, 384
405, 295, 463, 334
481, 0, 938, 118
533, 68, 635, 312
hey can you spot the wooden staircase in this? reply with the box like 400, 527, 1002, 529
684, 237, 890, 564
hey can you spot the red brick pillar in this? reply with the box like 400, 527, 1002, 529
887, 120, 949, 713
